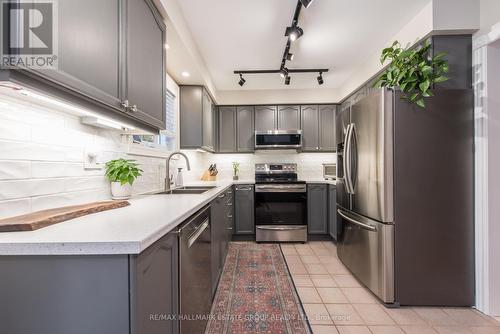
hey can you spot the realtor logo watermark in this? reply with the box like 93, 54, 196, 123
0, 0, 58, 69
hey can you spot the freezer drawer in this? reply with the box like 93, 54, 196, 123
337, 208, 394, 303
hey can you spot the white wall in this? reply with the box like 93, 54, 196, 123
477, 0, 500, 36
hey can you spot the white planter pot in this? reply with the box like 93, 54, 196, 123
110, 182, 132, 200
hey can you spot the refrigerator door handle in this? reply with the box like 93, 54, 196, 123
337, 209, 377, 232
345, 123, 354, 194
349, 124, 358, 192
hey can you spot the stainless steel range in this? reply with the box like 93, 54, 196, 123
255, 163, 307, 242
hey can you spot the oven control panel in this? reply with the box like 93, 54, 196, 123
255, 163, 297, 174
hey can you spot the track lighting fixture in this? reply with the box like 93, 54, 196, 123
279, 67, 289, 78
238, 74, 246, 86
299, 0, 314, 8
233, 1, 328, 87
317, 72, 324, 85
286, 25, 304, 42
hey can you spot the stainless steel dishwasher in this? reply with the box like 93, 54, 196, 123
178, 205, 212, 334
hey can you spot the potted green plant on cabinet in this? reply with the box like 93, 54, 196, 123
374, 40, 449, 108
105, 159, 143, 199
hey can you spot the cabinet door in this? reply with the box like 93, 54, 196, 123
278, 105, 301, 130
255, 106, 277, 131
126, 0, 166, 129
328, 184, 338, 240
236, 106, 255, 152
218, 107, 237, 152
33, 0, 122, 110
301, 105, 320, 151
234, 185, 255, 234
202, 90, 214, 152
131, 232, 179, 334
319, 105, 336, 151
211, 193, 226, 295
308, 184, 328, 234
180, 86, 203, 149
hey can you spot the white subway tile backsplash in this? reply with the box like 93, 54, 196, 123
0, 178, 66, 200
0, 160, 31, 180
31, 162, 84, 178
31, 189, 110, 212
0, 198, 31, 219
65, 176, 108, 192
0, 118, 31, 141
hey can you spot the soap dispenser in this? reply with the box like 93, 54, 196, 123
175, 167, 183, 187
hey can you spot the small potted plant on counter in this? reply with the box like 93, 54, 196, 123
105, 158, 143, 199
232, 161, 240, 181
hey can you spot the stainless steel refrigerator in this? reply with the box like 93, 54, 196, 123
336, 87, 474, 306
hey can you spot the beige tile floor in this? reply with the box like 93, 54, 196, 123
281, 241, 500, 334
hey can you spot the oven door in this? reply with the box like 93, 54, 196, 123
255, 184, 307, 225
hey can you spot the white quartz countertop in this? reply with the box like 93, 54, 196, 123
0, 178, 333, 256
0, 181, 247, 256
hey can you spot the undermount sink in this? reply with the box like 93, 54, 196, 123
154, 186, 216, 195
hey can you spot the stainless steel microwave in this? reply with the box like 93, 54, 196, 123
255, 130, 302, 150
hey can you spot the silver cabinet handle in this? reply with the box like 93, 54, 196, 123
227, 214, 233, 218
236, 187, 253, 191
187, 219, 209, 248
256, 226, 306, 231
218, 193, 226, 199
227, 202, 233, 206
337, 209, 376, 232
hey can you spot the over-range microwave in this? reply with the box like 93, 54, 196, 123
255, 130, 302, 150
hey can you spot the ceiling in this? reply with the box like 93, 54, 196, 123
173, 0, 431, 91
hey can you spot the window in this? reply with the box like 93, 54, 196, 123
132, 89, 177, 152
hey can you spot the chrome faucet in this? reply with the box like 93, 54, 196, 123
165, 151, 191, 192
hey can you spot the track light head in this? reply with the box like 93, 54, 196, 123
286, 53, 294, 61
285, 25, 304, 42
285, 75, 291, 85
238, 74, 246, 86
300, 0, 314, 8
317, 72, 324, 85
279, 67, 289, 78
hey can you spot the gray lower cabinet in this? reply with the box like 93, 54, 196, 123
301, 105, 320, 151
0, 232, 179, 334
307, 183, 328, 234
180, 86, 215, 152
130, 232, 179, 334
218, 106, 237, 152
234, 184, 255, 234
328, 184, 338, 241
211, 188, 234, 296
278, 105, 301, 130
236, 106, 255, 152
255, 105, 277, 131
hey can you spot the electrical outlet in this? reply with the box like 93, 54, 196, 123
84, 150, 103, 170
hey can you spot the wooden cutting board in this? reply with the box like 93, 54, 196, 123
0, 200, 130, 232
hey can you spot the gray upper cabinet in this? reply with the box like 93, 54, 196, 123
13, 0, 167, 130
202, 90, 215, 151
319, 105, 336, 151
278, 105, 301, 130
126, 0, 166, 129
308, 183, 328, 234
234, 185, 255, 234
180, 86, 215, 152
218, 107, 237, 152
33, 0, 122, 110
301, 105, 320, 151
255, 106, 277, 131
236, 106, 255, 152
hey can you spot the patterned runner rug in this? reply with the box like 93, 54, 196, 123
206, 242, 311, 334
